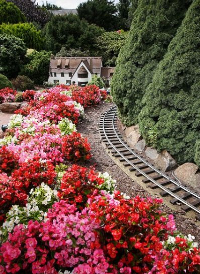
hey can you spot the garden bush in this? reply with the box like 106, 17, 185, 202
111, 0, 192, 126
0, 34, 27, 78
139, 0, 200, 165
11, 75, 34, 91
0, 74, 12, 89
0, 23, 44, 50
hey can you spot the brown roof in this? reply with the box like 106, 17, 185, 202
50, 57, 102, 74
101, 67, 115, 79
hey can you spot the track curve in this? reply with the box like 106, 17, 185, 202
99, 106, 200, 221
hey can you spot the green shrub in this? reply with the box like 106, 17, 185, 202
88, 75, 105, 89
0, 0, 26, 24
12, 75, 34, 91
139, 0, 200, 165
111, 0, 191, 126
0, 34, 27, 78
0, 74, 12, 89
0, 23, 44, 50
15, 92, 23, 102
21, 50, 51, 85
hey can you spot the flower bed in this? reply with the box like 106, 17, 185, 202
0, 85, 200, 273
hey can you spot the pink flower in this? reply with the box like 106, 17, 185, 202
25, 237, 37, 249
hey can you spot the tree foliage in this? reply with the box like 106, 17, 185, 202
96, 30, 128, 66
0, 73, 13, 89
139, 0, 200, 165
117, 0, 131, 30
6, 0, 51, 27
0, 34, 27, 78
0, 23, 44, 50
56, 47, 91, 57
111, 0, 192, 126
77, 0, 118, 31
43, 14, 104, 54
0, 0, 26, 24
21, 50, 51, 85
41, 1, 62, 10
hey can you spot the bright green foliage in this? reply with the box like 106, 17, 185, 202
43, 14, 104, 54
88, 75, 105, 89
0, 0, 26, 24
0, 34, 27, 78
96, 30, 128, 66
0, 23, 44, 50
0, 74, 12, 89
111, 0, 191, 126
139, 0, 200, 165
21, 50, 51, 85
77, 0, 118, 31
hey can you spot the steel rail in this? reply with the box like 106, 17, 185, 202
100, 106, 200, 216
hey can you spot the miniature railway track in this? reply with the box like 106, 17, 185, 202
99, 106, 200, 220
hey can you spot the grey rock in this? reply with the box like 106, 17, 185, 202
155, 150, 177, 172
145, 147, 159, 161
174, 163, 200, 188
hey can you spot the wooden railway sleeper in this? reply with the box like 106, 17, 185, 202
170, 193, 193, 205
160, 186, 181, 197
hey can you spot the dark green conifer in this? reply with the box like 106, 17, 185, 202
139, 0, 200, 164
111, 0, 191, 126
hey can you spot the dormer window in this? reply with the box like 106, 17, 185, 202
65, 59, 69, 68
57, 59, 61, 68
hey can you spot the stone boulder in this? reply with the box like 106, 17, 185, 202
174, 163, 200, 188
0, 102, 21, 113
155, 150, 177, 172
145, 147, 159, 161
124, 125, 141, 148
134, 139, 146, 152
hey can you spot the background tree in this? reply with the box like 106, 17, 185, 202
111, 0, 192, 126
77, 0, 118, 31
96, 30, 128, 66
6, 0, 51, 27
0, 23, 44, 50
0, 34, 27, 78
41, 1, 62, 10
20, 50, 51, 85
117, 0, 131, 30
0, 0, 26, 24
43, 14, 104, 54
56, 47, 90, 57
139, 0, 200, 165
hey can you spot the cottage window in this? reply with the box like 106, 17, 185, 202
69, 72, 72, 78
78, 73, 88, 78
61, 72, 64, 77
50, 72, 53, 77
54, 80, 59, 84
54, 72, 56, 77
78, 81, 88, 86
66, 80, 71, 85
110, 73, 113, 77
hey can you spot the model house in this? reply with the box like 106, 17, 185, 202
48, 56, 114, 87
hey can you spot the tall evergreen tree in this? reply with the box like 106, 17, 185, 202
139, 0, 200, 165
111, 0, 192, 126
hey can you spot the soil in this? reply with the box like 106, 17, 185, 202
77, 101, 200, 245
